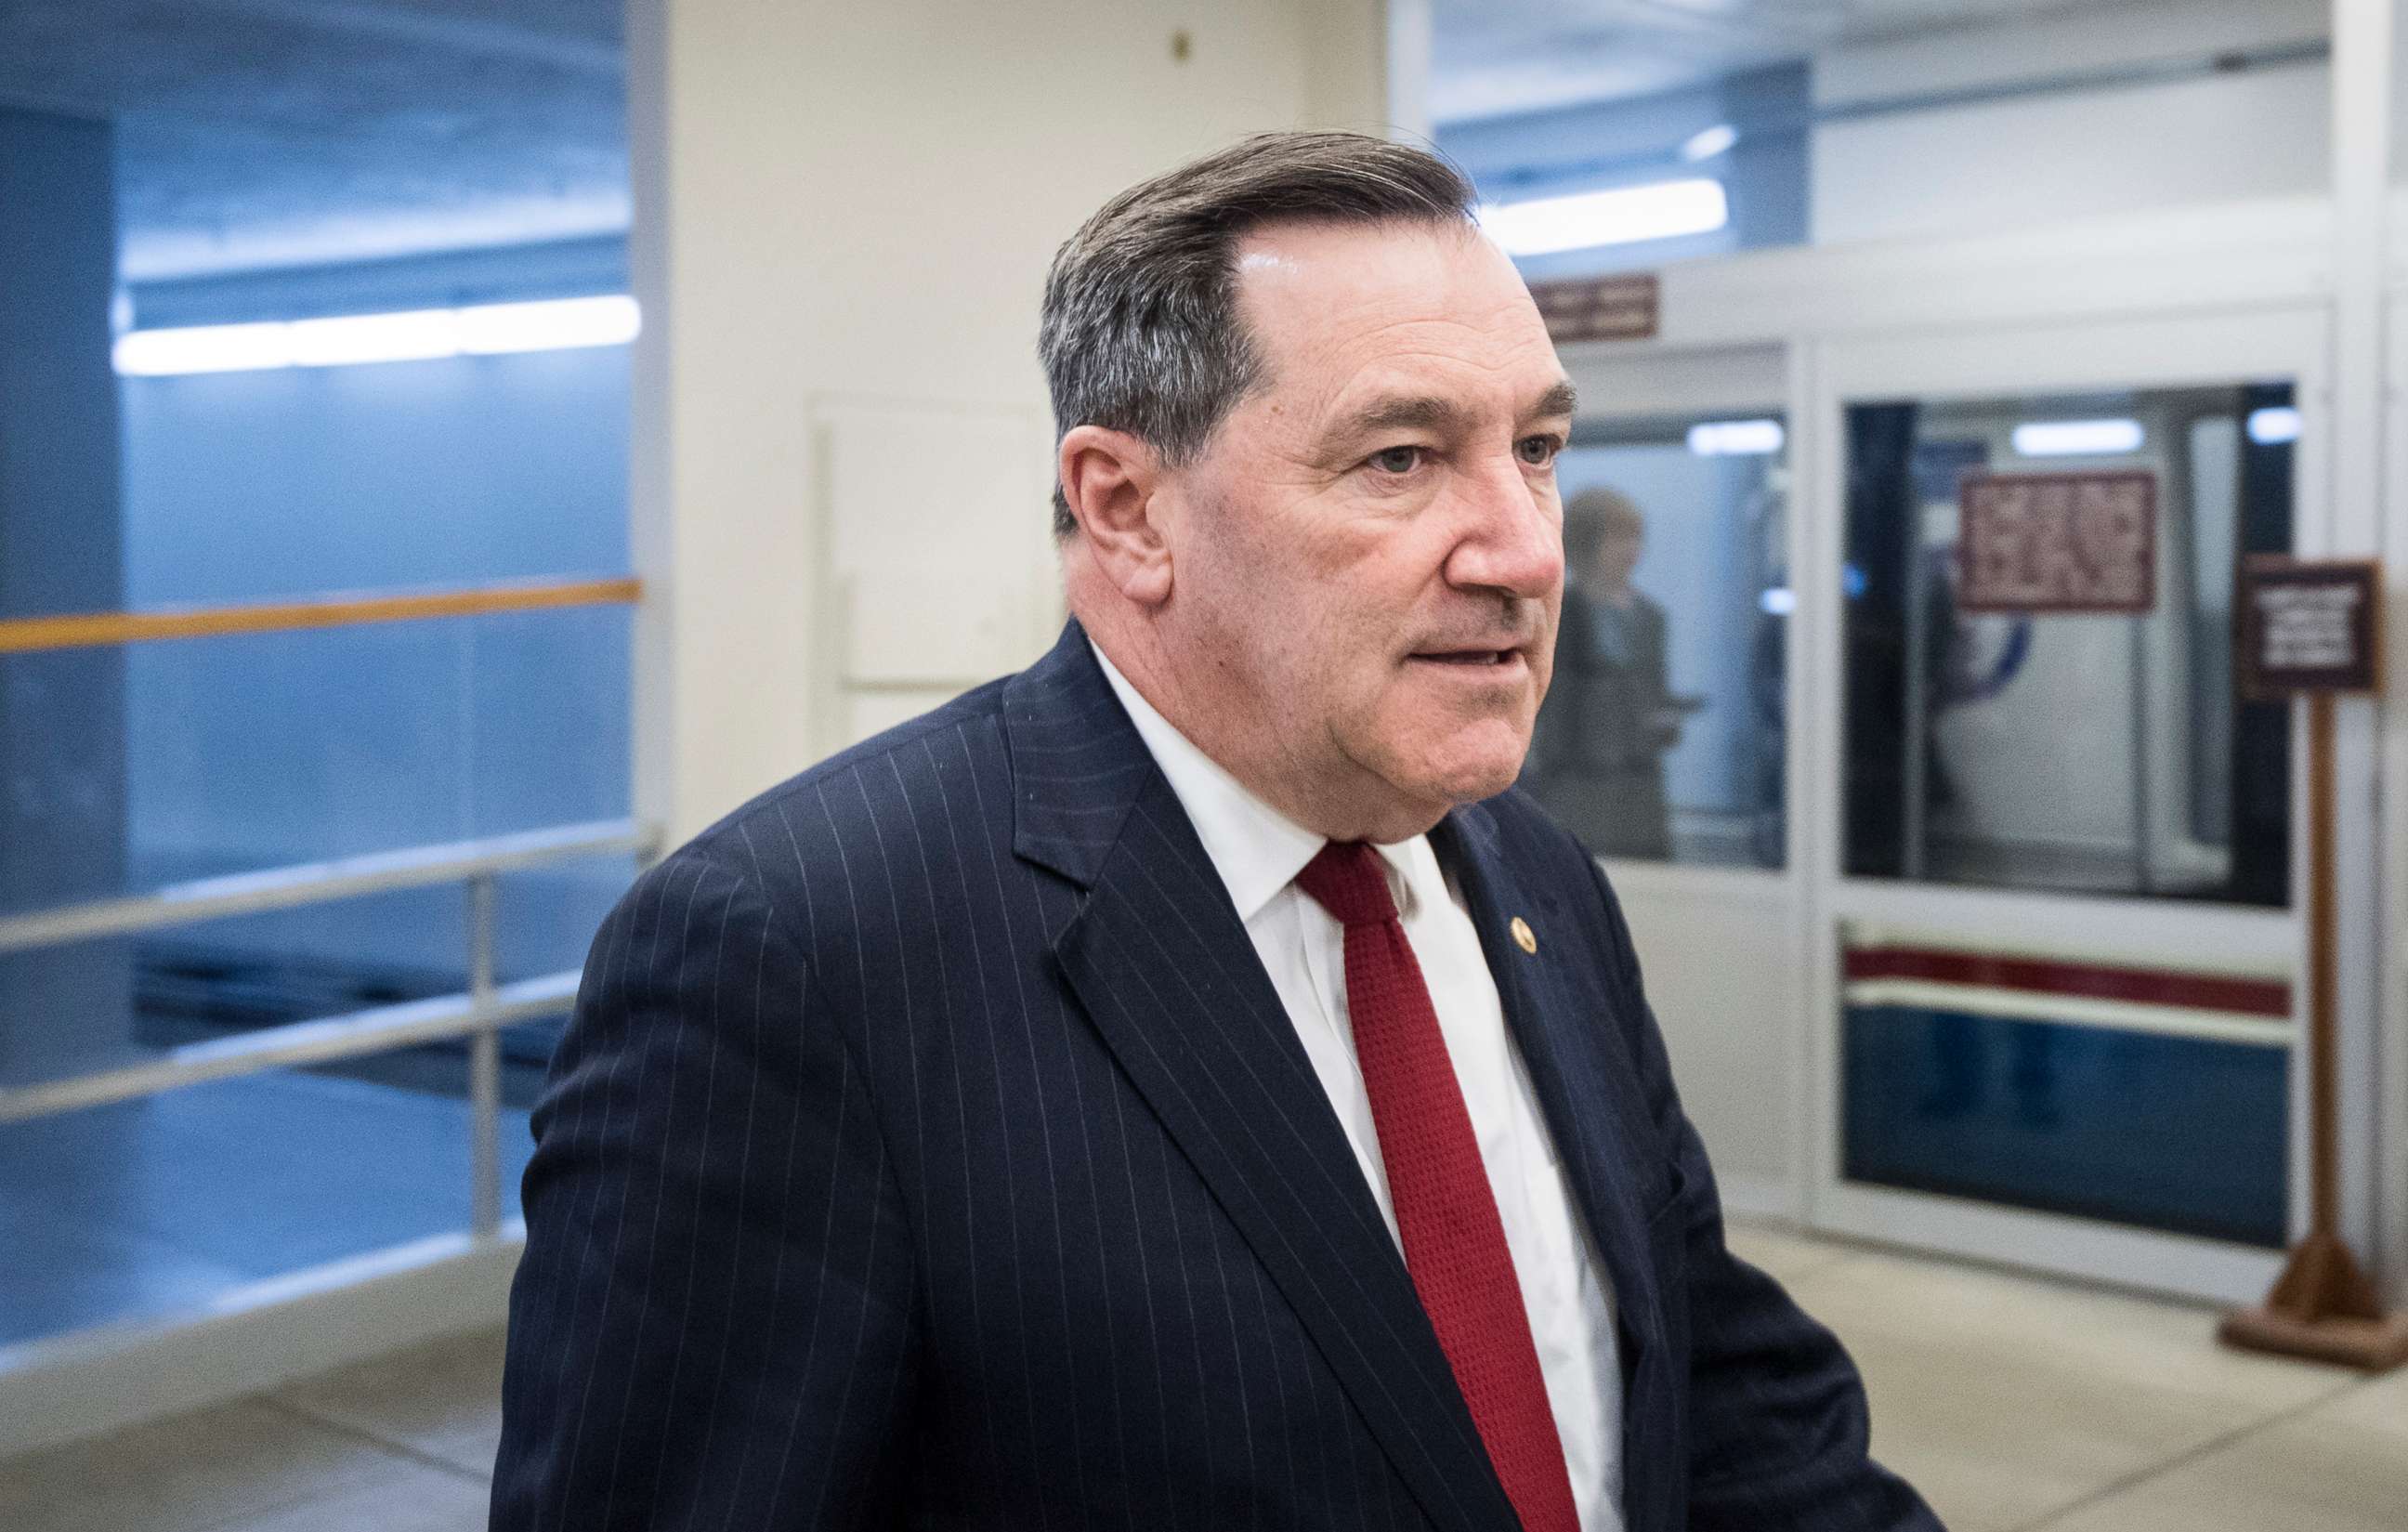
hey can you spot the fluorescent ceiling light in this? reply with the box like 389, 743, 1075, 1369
287, 308, 462, 367
2245, 406, 2300, 445
114, 295, 642, 377
2011, 418, 2144, 457
1479, 178, 1729, 256
111, 321, 295, 376
1759, 586, 1797, 616
459, 295, 641, 354
1680, 124, 1738, 162
1688, 418, 1785, 456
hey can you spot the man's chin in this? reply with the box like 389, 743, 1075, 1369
1440, 761, 1527, 807
1389, 741, 1532, 815
1337, 717, 1534, 837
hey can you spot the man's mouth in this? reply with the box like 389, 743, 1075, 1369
1410, 648, 1522, 667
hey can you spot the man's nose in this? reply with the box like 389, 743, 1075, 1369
1445, 455, 1563, 599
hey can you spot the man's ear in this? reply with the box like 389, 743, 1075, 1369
1058, 425, 1173, 606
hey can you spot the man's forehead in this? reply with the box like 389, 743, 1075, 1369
1230, 220, 1563, 422
1234, 218, 1525, 325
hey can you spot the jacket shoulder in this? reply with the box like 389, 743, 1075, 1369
642, 674, 1016, 911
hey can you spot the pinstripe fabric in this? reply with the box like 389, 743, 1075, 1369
491, 620, 1943, 1532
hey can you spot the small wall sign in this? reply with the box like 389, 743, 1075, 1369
2237, 556, 2383, 699
1526, 273, 1659, 344
1956, 471, 2157, 615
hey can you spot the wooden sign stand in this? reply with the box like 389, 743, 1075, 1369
2218, 558, 2408, 1370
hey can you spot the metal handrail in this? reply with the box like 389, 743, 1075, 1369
0, 697, 658, 1270
0, 818, 661, 1156
0, 972, 581, 1126
0, 818, 655, 956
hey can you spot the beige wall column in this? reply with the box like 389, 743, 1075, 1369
631, 0, 1393, 845
2330, 0, 2402, 1305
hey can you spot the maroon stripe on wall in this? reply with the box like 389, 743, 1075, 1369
1844, 947, 2292, 1018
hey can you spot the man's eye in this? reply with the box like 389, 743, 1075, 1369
1516, 435, 1563, 467
1368, 445, 1423, 476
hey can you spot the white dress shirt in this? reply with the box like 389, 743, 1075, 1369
1095, 646, 1624, 1532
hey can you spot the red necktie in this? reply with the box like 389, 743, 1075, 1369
1295, 841, 1581, 1532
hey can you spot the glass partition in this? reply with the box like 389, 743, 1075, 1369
0, 0, 635, 1375
1525, 414, 1787, 869
1839, 384, 2295, 905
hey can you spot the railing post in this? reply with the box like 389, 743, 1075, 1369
468, 871, 502, 1240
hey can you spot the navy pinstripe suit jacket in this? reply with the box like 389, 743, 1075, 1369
492, 621, 1941, 1532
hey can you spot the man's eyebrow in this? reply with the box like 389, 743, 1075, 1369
1328, 380, 1579, 442
1527, 379, 1578, 422
1334, 395, 1466, 439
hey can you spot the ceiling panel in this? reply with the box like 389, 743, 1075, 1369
0, 0, 2153, 277
0, 0, 625, 281
1431, 0, 2118, 122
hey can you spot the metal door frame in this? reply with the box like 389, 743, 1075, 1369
1555, 337, 1816, 1218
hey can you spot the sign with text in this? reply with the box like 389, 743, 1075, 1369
2237, 556, 2383, 699
1956, 471, 2157, 615
1526, 273, 1659, 344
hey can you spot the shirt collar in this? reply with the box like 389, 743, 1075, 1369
1092, 641, 1424, 923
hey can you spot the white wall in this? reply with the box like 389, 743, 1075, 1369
1813, 0, 2330, 246
634, 0, 1393, 844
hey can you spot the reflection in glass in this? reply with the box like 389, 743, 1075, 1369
1840, 385, 2294, 904
1523, 419, 1787, 868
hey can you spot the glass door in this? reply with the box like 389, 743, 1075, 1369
1805, 308, 2332, 1303
1551, 342, 1809, 1220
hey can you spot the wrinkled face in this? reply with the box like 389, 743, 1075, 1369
1156, 220, 1573, 838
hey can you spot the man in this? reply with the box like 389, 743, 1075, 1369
493, 132, 1939, 1532
1525, 489, 1685, 859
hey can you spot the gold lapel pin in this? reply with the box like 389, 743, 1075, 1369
1510, 916, 1538, 955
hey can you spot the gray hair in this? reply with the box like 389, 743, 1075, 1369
1039, 131, 1479, 538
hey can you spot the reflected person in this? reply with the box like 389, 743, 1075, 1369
1526, 487, 1686, 858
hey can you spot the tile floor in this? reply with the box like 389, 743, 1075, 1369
3, 1222, 2402, 1532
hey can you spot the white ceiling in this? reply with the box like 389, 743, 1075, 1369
1429, 0, 2113, 123
0, 0, 2129, 282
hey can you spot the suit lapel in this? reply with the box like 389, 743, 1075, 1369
1433, 805, 1671, 1473
1008, 625, 1517, 1532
